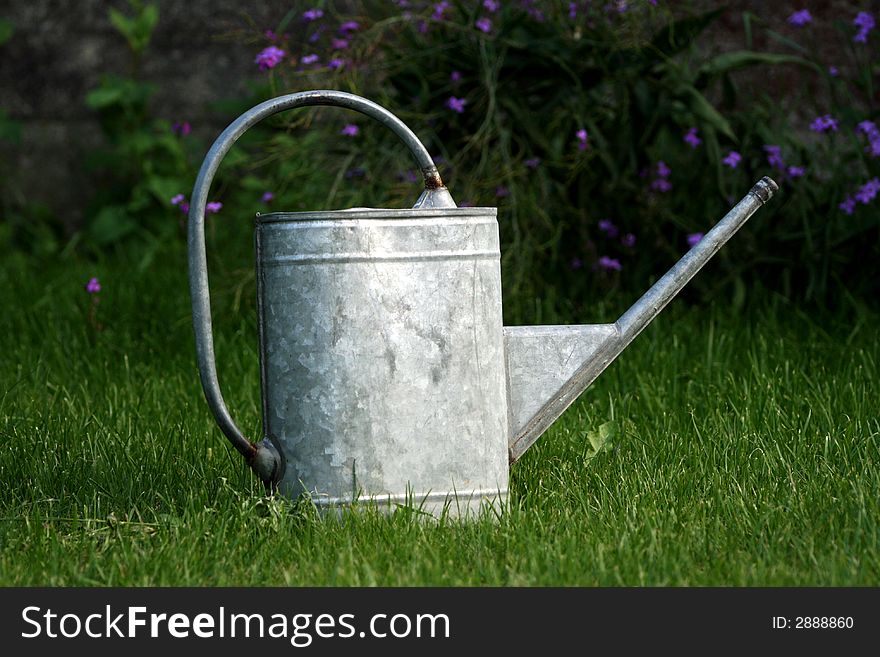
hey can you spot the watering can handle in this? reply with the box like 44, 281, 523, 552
188, 90, 453, 483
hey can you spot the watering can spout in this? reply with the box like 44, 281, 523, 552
505, 176, 778, 463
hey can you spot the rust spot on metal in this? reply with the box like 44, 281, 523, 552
422, 167, 444, 190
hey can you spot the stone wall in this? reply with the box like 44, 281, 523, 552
1, 0, 288, 228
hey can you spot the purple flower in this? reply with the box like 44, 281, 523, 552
476, 17, 493, 33
179, 202, 189, 215
764, 145, 785, 170
569, 2, 577, 19
85, 277, 101, 294
650, 161, 672, 192
598, 219, 619, 238
855, 177, 880, 204
341, 124, 359, 137
722, 151, 742, 168
683, 127, 702, 148
301, 54, 319, 65
857, 120, 880, 157
839, 197, 856, 215
170, 194, 185, 206
787, 9, 812, 27
339, 21, 360, 33
484, 0, 500, 11
621, 233, 636, 248
303, 8, 323, 21
264, 29, 277, 41
570, 257, 583, 270
308, 28, 324, 44
597, 256, 622, 271
433, 1, 450, 19
450, 70, 462, 83
524, 157, 541, 169
854, 11, 875, 43
687, 232, 704, 248
332, 38, 349, 50
171, 121, 191, 137
810, 114, 838, 133
446, 96, 467, 113
328, 58, 346, 70
495, 186, 510, 197
828, 66, 839, 77
576, 128, 589, 151
255, 46, 285, 71
206, 201, 223, 214
787, 165, 805, 178
261, 191, 274, 203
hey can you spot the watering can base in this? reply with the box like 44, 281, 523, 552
300, 487, 508, 520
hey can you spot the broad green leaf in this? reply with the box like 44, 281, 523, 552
765, 29, 810, 54
586, 421, 617, 457
87, 205, 138, 245
651, 7, 726, 59
683, 85, 736, 141
144, 176, 185, 206
698, 50, 813, 80
108, 8, 135, 42
85, 84, 126, 109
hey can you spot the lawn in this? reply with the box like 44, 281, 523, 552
0, 246, 877, 586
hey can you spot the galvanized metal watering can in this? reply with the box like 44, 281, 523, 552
188, 90, 777, 517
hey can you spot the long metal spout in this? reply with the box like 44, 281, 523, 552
506, 177, 778, 463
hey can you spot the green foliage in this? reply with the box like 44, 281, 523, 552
242, 1, 879, 319
8, 1, 878, 317
109, 2, 159, 58
80, 2, 197, 259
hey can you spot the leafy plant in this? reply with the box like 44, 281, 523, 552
240, 1, 879, 319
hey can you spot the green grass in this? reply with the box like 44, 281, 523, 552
1, 246, 877, 586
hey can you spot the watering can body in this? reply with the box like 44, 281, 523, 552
188, 90, 777, 518
256, 207, 509, 514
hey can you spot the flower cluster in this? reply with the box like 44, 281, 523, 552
810, 114, 838, 133
650, 161, 672, 192
170, 195, 222, 215
687, 233, 704, 248
171, 121, 191, 137
446, 96, 467, 113
255, 46, 285, 71
857, 121, 880, 157
683, 127, 701, 149
853, 11, 875, 43
596, 255, 622, 271
787, 10, 812, 27
576, 129, 589, 151
839, 178, 880, 215
722, 151, 741, 168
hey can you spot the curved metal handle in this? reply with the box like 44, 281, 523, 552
187, 90, 454, 483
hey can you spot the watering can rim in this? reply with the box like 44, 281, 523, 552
254, 207, 498, 223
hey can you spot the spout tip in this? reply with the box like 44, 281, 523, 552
751, 176, 779, 204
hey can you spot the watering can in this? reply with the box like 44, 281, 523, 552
188, 90, 777, 517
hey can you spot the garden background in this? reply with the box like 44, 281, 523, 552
0, 0, 877, 585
